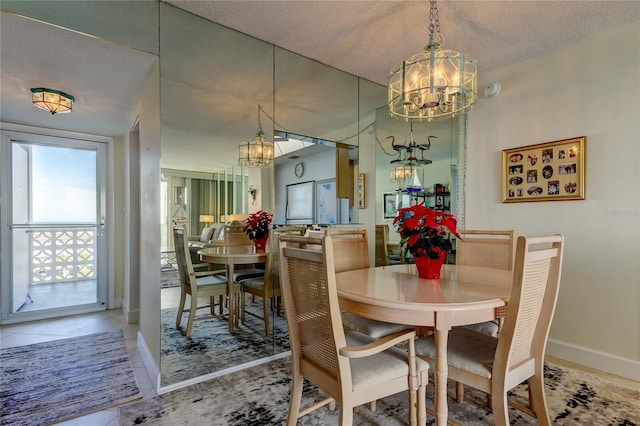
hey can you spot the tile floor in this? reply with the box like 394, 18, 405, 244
0, 309, 157, 426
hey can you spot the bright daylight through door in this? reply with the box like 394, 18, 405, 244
1, 132, 107, 322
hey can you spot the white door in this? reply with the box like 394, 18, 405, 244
0, 129, 108, 323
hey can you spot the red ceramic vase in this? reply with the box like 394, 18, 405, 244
414, 252, 446, 279
253, 235, 268, 252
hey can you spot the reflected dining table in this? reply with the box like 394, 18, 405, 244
198, 245, 267, 332
335, 263, 512, 426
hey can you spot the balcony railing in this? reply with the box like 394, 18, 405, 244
29, 227, 97, 284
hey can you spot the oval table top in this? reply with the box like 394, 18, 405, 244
335, 264, 512, 325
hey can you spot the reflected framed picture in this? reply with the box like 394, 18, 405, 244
357, 173, 365, 209
502, 136, 585, 203
173, 186, 186, 205
383, 192, 410, 220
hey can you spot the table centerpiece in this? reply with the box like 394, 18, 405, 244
243, 210, 273, 252
393, 203, 460, 279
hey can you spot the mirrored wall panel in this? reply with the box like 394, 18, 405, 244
374, 109, 466, 257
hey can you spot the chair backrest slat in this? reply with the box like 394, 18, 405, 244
456, 229, 515, 271
325, 229, 370, 273
495, 234, 564, 373
224, 225, 251, 246
279, 235, 345, 384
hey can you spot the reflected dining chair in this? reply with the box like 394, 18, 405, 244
278, 234, 428, 425
239, 227, 305, 336
415, 234, 564, 425
374, 224, 403, 266
223, 224, 266, 283
173, 226, 229, 338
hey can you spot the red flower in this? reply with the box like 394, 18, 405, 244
393, 203, 461, 259
243, 210, 272, 240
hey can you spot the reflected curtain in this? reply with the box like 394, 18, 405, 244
187, 178, 217, 232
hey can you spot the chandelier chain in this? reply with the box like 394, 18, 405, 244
429, 0, 440, 41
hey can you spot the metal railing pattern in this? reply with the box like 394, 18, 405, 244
31, 228, 96, 283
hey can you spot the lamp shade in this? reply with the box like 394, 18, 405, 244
199, 214, 214, 224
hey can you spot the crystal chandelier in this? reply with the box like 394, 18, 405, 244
238, 104, 274, 168
388, 0, 477, 121
31, 87, 74, 115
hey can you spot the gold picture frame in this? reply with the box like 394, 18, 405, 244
357, 173, 365, 209
502, 136, 585, 203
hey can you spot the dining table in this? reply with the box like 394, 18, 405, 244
335, 263, 513, 426
198, 245, 268, 332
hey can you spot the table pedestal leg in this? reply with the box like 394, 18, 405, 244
434, 328, 449, 426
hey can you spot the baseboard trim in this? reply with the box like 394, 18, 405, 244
137, 331, 160, 393
158, 351, 292, 394
122, 304, 139, 324
547, 338, 640, 382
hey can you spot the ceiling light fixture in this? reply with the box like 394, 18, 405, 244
31, 87, 74, 115
238, 104, 274, 168
388, 0, 477, 121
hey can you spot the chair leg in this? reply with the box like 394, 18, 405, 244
528, 373, 550, 425
241, 291, 247, 325
286, 371, 304, 426
339, 404, 354, 426
263, 296, 271, 337
186, 294, 197, 338
455, 381, 465, 403
176, 291, 187, 328
490, 380, 509, 426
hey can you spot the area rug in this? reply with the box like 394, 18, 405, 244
1, 329, 142, 426
121, 357, 639, 425
160, 301, 290, 386
161, 269, 181, 289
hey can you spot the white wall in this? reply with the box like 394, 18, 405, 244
466, 19, 640, 380
137, 62, 162, 382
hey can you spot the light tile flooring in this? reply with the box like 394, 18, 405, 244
0, 309, 157, 426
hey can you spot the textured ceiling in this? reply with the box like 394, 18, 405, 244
166, 0, 640, 85
2, 2, 639, 172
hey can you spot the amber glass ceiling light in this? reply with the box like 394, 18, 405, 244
388, 0, 477, 121
31, 87, 74, 114
238, 104, 274, 168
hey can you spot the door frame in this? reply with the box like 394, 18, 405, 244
0, 122, 115, 324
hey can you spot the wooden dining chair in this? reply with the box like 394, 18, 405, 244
239, 227, 305, 336
278, 234, 428, 425
415, 234, 564, 425
453, 229, 516, 402
456, 229, 515, 336
456, 229, 515, 271
326, 229, 411, 339
173, 226, 229, 338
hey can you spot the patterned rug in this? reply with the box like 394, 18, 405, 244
120, 356, 639, 425
1, 329, 141, 426
160, 301, 290, 386
161, 270, 181, 289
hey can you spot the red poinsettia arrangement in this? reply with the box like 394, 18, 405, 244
243, 210, 273, 240
393, 203, 461, 259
